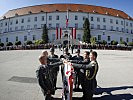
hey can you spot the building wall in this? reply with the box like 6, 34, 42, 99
0, 11, 133, 46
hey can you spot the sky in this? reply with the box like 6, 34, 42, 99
0, 0, 133, 17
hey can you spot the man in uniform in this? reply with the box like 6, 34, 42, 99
72, 49, 83, 91
36, 51, 62, 100
48, 48, 59, 90
71, 51, 99, 100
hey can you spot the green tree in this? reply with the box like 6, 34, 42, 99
6, 42, 13, 46
26, 41, 33, 45
0, 43, 4, 47
34, 40, 44, 45
128, 42, 133, 46
42, 24, 49, 44
15, 41, 21, 46
83, 18, 91, 43
90, 37, 96, 45
120, 41, 127, 45
111, 40, 118, 45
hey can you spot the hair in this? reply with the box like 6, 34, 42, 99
90, 51, 97, 58
84, 51, 90, 56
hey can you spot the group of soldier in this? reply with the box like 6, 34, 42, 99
36, 47, 99, 100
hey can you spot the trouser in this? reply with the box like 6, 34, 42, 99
74, 69, 81, 88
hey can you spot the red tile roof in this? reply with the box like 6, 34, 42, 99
1, 4, 133, 20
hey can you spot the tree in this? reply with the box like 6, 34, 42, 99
90, 37, 96, 45
0, 43, 4, 47
83, 18, 91, 43
42, 24, 49, 44
15, 41, 21, 46
111, 40, 118, 45
26, 41, 33, 45
128, 42, 133, 46
120, 41, 127, 45
6, 42, 13, 46
34, 40, 44, 45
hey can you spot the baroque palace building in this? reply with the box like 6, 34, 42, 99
0, 4, 133, 46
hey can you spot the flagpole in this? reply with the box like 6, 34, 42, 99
66, 9, 70, 49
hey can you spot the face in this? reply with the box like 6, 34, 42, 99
50, 51, 54, 55
83, 52, 89, 59
77, 52, 80, 56
89, 53, 95, 61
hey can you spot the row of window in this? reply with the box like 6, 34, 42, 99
0, 15, 132, 27
97, 35, 130, 43
90, 17, 132, 26
91, 24, 133, 33
2, 35, 36, 43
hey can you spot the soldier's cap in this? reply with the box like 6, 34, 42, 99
50, 48, 54, 52
76, 49, 80, 53
64, 47, 68, 52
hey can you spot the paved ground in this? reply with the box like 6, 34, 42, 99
0, 49, 133, 100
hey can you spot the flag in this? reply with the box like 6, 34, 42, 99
66, 10, 69, 28
60, 28, 62, 39
56, 28, 58, 39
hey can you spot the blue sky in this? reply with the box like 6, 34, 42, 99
0, 0, 133, 17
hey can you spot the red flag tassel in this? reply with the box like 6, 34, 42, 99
56, 28, 58, 39
60, 28, 62, 39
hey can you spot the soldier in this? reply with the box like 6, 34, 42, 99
36, 51, 62, 100
71, 51, 99, 100
72, 49, 83, 91
60, 47, 72, 80
48, 48, 59, 90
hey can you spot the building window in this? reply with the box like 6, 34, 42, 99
21, 26, 24, 30
5, 28, 7, 32
111, 26, 113, 31
42, 16, 44, 21
126, 38, 129, 43
56, 15, 59, 20
28, 17, 30, 22
16, 20, 18, 24
24, 36, 27, 41
75, 23, 78, 28
21, 19, 24, 23
98, 35, 101, 40
52, 34, 55, 41
16, 36, 18, 41
34, 24, 37, 29
83, 16, 86, 20
116, 27, 119, 31
41, 24, 44, 28
126, 29, 128, 33
0, 39, 1, 43
33, 35, 36, 40
34, 17, 37, 21
110, 19, 113, 23
122, 28, 124, 32
75, 16, 78, 20
97, 17, 100, 22
15, 27, 18, 31
49, 16, 52, 20
27, 25, 30, 29
121, 21, 123, 25
91, 17, 93, 21
10, 27, 12, 31
131, 30, 133, 34
120, 37, 123, 42
116, 20, 118, 24
56, 23, 60, 28
6, 38, 8, 42
49, 23, 52, 28
97, 25, 100, 29
103, 18, 106, 22
77, 34, 81, 40
5, 22, 7, 26
91, 24, 94, 29
107, 36, 111, 41
126, 22, 128, 26
0, 23, 3, 27
130, 23, 132, 27
103, 25, 106, 30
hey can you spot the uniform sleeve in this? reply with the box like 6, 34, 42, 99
48, 58, 60, 62
72, 63, 83, 68
48, 61, 63, 68
36, 67, 48, 91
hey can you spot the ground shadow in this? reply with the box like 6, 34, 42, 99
54, 86, 133, 100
